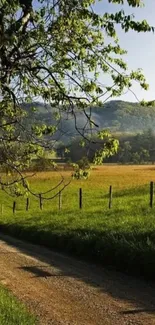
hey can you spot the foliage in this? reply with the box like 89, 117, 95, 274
0, 0, 154, 190
32, 158, 56, 172
107, 129, 155, 164
31, 150, 57, 171
61, 129, 155, 165
71, 159, 91, 180
77, 157, 91, 170
72, 168, 90, 180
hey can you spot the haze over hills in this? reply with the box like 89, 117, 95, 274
24, 100, 155, 143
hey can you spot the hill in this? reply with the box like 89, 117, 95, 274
23, 100, 155, 143
91, 100, 155, 132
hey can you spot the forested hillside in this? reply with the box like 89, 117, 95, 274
91, 100, 155, 132
24, 100, 155, 165
24, 100, 155, 141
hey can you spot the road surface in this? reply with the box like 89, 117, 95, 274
0, 233, 155, 324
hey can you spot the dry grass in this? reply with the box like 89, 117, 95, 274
28, 164, 155, 190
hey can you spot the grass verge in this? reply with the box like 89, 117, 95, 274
1, 204, 155, 280
0, 285, 37, 325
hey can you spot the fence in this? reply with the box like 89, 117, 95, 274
0, 181, 154, 215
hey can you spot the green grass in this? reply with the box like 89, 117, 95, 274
1, 166, 155, 279
0, 285, 37, 325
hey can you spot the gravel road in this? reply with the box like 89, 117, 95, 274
0, 233, 155, 325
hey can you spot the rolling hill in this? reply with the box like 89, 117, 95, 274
23, 100, 155, 143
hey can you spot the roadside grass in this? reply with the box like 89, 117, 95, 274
0, 285, 37, 325
1, 165, 155, 279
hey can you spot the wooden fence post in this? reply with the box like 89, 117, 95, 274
150, 181, 154, 208
39, 194, 43, 210
109, 185, 113, 209
58, 191, 62, 210
26, 198, 29, 211
13, 201, 16, 214
79, 188, 82, 209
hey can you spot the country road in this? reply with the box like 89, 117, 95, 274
0, 234, 155, 325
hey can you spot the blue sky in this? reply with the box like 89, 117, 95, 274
94, 0, 155, 102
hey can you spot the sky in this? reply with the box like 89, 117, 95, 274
34, 0, 154, 103
94, 0, 155, 102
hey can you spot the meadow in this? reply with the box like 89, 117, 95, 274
1, 165, 155, 279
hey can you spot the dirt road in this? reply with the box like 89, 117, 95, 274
0, 234, 155, 325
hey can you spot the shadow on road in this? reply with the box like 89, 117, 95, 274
1, 233, 155, 317
120, 308, 155, 315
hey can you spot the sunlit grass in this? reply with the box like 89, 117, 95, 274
1, 165, 155, 278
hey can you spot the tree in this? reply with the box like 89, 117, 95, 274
132, 152, 141, 164
119, 141, 132, 163
0, 0, 154, 193
139, 148, 150, 163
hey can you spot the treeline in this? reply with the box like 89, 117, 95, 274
2, 129, 154, 174
107, 129, 155, 164
57, 129, 155, 165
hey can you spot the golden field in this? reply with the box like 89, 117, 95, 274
28, 164, 155, 191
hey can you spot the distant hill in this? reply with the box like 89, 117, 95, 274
23, 100, 155, 143
91, 100, 155, 132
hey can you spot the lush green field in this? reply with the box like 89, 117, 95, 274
0, 285, 36, 325
1, 165, 155, 279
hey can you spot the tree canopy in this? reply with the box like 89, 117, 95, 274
0, 0, 154, 190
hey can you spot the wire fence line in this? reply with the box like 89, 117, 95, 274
0, 181, 154, 215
